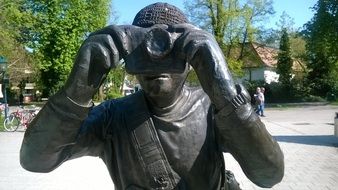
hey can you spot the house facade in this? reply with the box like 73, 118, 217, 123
237, 42, 305, 84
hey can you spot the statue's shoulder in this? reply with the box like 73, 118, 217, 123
109, 91, 149, 117
185, 85, 207, 96
184, 85, 210, 104
111, 90, 146, 107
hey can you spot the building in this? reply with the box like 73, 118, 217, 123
237, 42, 306, 84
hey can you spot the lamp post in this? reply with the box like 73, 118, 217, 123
0, 56, 9, 119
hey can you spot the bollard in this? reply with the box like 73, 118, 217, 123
335, 112, 338, 137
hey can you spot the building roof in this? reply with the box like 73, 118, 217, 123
251, 42, 278, 67
240, 42, 306, 72
231, 42, 276, 68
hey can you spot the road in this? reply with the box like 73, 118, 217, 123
0, 105, 337, 190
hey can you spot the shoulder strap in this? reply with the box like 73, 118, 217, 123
123, 91, 179, 189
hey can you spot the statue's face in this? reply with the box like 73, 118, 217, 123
136, 68, 188, 99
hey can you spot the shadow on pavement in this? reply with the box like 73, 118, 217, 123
274, 135, 338, 147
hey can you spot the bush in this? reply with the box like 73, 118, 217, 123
105, 89, 123, 100
326, 85, 337, 101
303, 95, 326, 102
242, 78, 325, 103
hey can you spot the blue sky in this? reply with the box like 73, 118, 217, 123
111, 0, 317, 29
271, 0, 317, 29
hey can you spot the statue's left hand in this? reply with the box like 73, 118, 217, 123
172, 24, 237, 110
64, 33, 120, 106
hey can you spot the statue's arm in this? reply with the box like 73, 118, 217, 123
20, 27, 123, 173
175, 24, 284, 188
214, 99, 284, 188
20, 92, 105, 172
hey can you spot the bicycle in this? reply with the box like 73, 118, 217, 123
3, 107, 40, 132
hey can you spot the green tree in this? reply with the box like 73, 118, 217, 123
0, 0, 37, 90
276, 28, 293, 87
276, 11, 295, 32
255, 28, 279, 48
302, 0, 338, 99
22, 0, 112, 96
184, 0, 274, 76
184, 0, 238, 50
102, 64, 125, 100
184, 0, 243, 76
238, 0, 274, 59
289, 34, 306, 60
277, 12, 307, 76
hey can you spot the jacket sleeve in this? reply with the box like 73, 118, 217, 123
20, 90, 109, 173
215, 101, 284, 188
178, 25, 284, 187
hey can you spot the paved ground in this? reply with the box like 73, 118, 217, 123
225, 105, 338, 190
0, 105, 337, 190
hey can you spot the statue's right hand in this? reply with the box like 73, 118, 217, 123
64, 33, 120, 106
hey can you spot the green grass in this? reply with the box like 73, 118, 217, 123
330, 101, 338, 106
0, 115, 4, 131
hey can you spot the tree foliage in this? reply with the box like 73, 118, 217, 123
276, 11, 295, 32
22, 0, 111, 96
276, 28, 292, 87
276, 11, 307, 62
238, 0, 274, 58
0, 0, 37, 89
103, 64, 126, 100
302, 0, 338, 98
184, 0, 274, 76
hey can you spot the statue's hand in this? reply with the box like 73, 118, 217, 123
173, 24, 237, 110
64, 33, 120, 106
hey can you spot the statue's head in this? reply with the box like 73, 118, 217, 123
126, 3, 189, 76
132, 2, 188, 28
131, 3, 190, 105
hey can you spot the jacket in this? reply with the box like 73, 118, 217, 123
20, 86, 284, 189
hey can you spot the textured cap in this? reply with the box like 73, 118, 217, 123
132, 2, 189, 27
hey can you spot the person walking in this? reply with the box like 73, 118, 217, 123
260, 87, 266, 117
254, 87, 262, 115
254, 87, 265, 117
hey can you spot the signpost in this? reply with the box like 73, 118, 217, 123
0, 56, 9, 119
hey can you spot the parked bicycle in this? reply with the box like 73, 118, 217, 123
3, 106, 40, 132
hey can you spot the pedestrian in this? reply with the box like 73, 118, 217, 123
254, 87, 262, 115
19, 93, 24, 107
20, 3, 284, 190
260, 87, 266, 117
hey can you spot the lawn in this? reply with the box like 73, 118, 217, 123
0, 115, 4, 131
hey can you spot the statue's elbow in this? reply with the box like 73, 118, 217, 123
251, 161, 285, 188
261, 166, 284, 188
20, 145, 55, 173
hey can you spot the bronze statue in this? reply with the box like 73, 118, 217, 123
20, 3, 284, 190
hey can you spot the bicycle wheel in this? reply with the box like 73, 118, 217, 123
4, 114, 20, 132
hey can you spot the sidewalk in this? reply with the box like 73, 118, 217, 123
226, 105, 338, 190
0, 105, 337, 190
